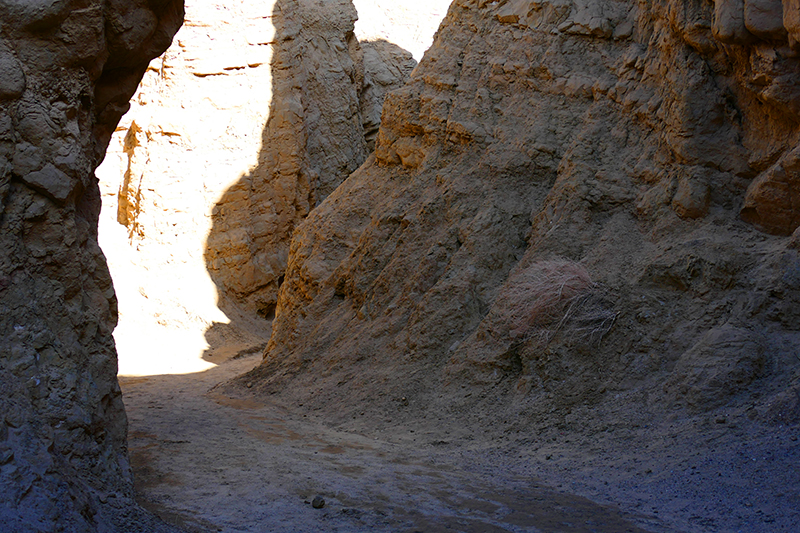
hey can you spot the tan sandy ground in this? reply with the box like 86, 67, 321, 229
119, 349, 663, 533
118, 338, 800, 533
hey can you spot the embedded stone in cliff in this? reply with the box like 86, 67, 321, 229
19, 164, 77, 204
744, 0, 787, 41
714, 0, 754, 43
0, 45, 25, 100
672, 176, 710, 219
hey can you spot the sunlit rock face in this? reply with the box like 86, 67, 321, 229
203, 0, 417, 318
249, 0, 800, 429
97, 0, 285, 376
95, 1, 436, 365
0, 1, 183, 531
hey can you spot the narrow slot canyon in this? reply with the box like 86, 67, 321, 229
2, 1, 800, 532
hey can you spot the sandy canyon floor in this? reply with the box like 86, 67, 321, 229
118, 344, 799, 533
120, 352, 657, 533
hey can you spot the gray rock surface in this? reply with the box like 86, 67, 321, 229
0, 1, 184, 531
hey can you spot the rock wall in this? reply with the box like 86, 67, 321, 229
97, 0, 282, 375
96, 2, 434, 369
204, 0, 417, 317
248, 0, 800, 430
0, 1, 183, 531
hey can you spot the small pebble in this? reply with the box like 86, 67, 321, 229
312, 496, 325, 509
246, 382, 253, 388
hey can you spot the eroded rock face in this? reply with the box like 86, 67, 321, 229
97, 1, 419, 331
204, 0, 416, 317
0, 1, 183, 530
247, 0, 800, 430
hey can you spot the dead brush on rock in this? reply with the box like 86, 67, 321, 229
497, 260, 618, 349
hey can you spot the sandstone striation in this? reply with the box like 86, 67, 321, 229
246, 0, 800, 441
0, 1, 183, 531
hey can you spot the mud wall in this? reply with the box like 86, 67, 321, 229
248, 0, 800, 430
0, 1, 183, 530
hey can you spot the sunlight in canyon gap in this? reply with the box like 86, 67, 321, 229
96, 0, 450, 377
352, 1, 451, 60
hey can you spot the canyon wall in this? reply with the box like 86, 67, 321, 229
203, 0, 417, 319
96, 0, 282, 375
0, 1, 183, 531
95, 1, 444, 375
247, 0, 800, 432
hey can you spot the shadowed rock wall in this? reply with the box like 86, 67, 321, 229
0, 1, 183, 531
246, 0, 800, 431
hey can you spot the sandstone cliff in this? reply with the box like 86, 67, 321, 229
97, 0, 283, 375
0, 1, 183, 531
95, 1, 433, 375
204, 0, 417, 318
247, 0, 800, 437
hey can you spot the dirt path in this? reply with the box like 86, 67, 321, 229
119, 354, 662, 533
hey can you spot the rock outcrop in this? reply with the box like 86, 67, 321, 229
204, 0, 416, 317
245, 0, 800, 433
0, 1, 183, 531
96, 1, 426, 348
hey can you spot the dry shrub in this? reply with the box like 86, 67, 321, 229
496, 259, 617, 347
550, 290, 619, 348
500, 260, 592, 334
